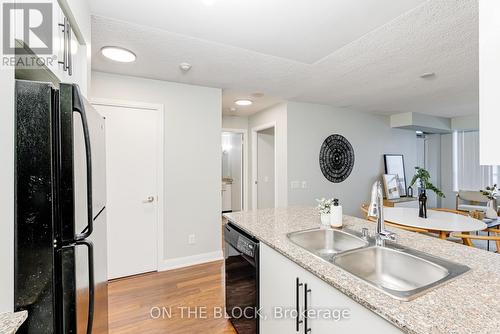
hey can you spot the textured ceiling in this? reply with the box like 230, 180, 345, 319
91, 0, 478, 117
89, 0, 425, 64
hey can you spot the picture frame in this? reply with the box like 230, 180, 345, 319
383, 174, 401, 200
384, 154, 407, 197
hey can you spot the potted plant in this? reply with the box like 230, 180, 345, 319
409, 167, 445, 218
316, 198, 333, 226
480, 184, 498, 219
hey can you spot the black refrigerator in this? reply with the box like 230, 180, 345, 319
14, 80, 108, 334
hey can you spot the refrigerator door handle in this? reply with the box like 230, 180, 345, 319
75, 240, 95, 334
72, 85, 94, 240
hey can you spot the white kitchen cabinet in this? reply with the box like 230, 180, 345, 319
13, 0, 87, 92
260, 243, 402, 334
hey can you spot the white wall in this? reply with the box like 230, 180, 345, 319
222, 115, 248, 130
257, 128, 275, 209
0, 66, 15, 312
249, 103, 288, 208
91, 71, 222, 265
286, 101, 417, 217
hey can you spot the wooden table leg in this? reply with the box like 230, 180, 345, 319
461, 232, 473, 247
439, 231, 448, 240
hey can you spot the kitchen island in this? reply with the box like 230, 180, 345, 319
224, 207, 500, 334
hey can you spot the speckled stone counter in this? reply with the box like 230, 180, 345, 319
224, 207, 500, 334
0, 311, 27, 334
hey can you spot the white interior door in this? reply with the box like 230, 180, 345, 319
257, 128, 275, 209
93, 103, 160, 280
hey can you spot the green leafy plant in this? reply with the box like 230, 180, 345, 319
409, 167, 445, 198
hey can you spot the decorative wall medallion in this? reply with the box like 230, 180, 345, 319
319, 134, 355, 183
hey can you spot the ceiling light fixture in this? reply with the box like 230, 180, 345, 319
234, 99, 253, 106
229, 107, 237, 112
101, 46, 136, 63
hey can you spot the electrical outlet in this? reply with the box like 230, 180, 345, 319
188, 234, 196, 245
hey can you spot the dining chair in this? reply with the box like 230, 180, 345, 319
360, 204, 430, 233
456, 190, 489, 212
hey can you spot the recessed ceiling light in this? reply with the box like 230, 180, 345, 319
234, 99, 253, 106
101, 46, 136, 63
420, 72, 436, 79
229, 107, 237, 112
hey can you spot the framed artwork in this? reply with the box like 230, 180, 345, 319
383, 174, 400, 200
384, 154, 407, 197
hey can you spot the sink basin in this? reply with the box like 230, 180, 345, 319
287, 228, 368, 259
333, 246, 470, 300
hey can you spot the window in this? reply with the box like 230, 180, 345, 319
452, 130, 500, 191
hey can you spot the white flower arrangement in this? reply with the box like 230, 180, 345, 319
481, 184, 499, 200
316, 198, 334, 215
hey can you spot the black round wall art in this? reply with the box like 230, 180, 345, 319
319, 134, 355, 183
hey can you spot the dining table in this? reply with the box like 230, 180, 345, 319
383, 207, 487, 240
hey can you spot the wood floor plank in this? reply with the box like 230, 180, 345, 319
108, 260, 237, 334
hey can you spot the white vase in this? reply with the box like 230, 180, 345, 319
320, 213, 330, 226
486, 199, 498, 219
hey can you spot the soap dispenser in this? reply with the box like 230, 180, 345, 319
330, 198, 343, 227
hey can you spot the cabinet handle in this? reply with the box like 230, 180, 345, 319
66, 20, 72, 76
58, 18, 67, 71
304, 283, 311, 333
296, 277, 303, 332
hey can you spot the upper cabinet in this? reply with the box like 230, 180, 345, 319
479, 0, 500, 165
13, 0, 90, 95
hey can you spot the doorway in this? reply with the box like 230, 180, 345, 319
92, 100, 164, 280
221, 130, 247, 212
252, 124, 276, 209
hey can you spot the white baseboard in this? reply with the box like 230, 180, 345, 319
158, 250, 223, 271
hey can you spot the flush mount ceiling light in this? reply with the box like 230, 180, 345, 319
101, 46, 136, 63
234, 99, 253, 106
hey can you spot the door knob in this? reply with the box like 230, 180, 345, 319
143, 196, 155, 203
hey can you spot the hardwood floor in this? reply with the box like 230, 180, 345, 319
108, 260, 237, 334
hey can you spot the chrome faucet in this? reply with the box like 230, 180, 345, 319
368, 181, 396, 245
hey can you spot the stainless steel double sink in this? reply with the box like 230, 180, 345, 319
287, 227, 469, 301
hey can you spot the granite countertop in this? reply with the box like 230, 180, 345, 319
224, 207, 500, 334
0, 311, 27, 334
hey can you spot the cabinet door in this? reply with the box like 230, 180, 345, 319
260, 243, 303, 334
302, 268, 402, 334
48, 0, 65, 79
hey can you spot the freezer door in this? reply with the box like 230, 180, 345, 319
72, 86, 107, 236
58, 84, 107, 242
